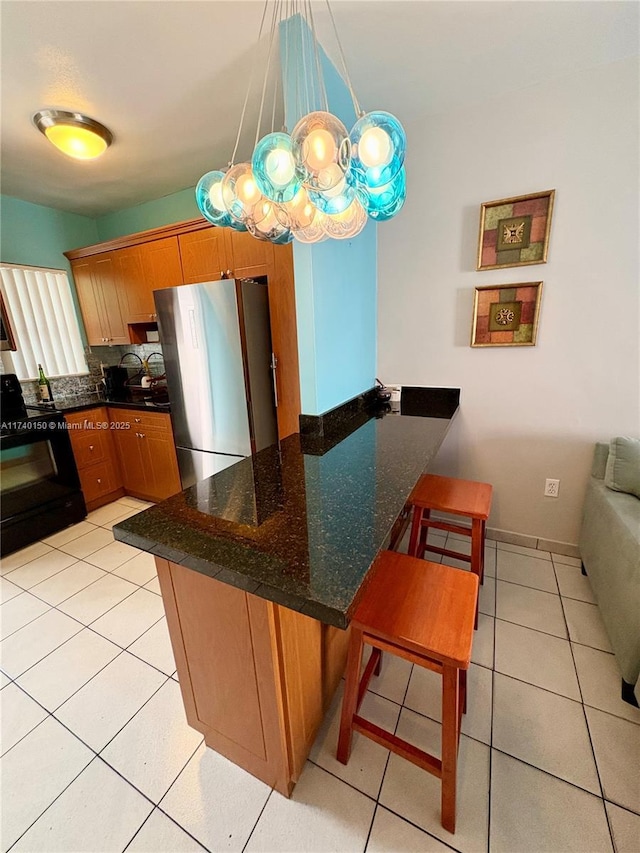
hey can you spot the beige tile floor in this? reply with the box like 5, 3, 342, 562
1, 502, 639, 852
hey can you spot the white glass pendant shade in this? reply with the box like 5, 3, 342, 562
195, 170, 233, 227
291, 111, 351, 192
277, 187, 317, 230
322, 197, 368, 240
292, 209, 329, 244
307, 166, 357, 215
221, 163, 263, 225
363, 166, 406, 221
350, 111, 406, 189
252, 133, 300, 203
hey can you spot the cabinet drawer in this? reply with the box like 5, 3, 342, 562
108, 408, 172, 433
78, 459, 120, 503
70, 430, 110, 468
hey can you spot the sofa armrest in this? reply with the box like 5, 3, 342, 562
592, 442, 609, 479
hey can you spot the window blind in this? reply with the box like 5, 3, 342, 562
0, 265, 88, 380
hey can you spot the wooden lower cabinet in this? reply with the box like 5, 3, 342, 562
108, 408, 181, 502
157, 558, 351, 795
64, 408, 124, 511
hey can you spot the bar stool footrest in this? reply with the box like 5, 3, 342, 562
353, 715, 442, 777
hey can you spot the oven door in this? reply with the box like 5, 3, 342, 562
1, 417, 86, 553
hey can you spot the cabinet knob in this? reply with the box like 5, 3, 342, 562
89, 445, 94, 451
97, 478, 102, 484
226, 269, 233, 277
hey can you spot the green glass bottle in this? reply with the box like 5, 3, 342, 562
37, 363, 54, 403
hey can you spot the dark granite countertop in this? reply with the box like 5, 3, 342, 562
27, 394, 171, 415
114, 391, 458, 628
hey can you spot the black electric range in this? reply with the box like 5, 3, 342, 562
1, 375, 86, 555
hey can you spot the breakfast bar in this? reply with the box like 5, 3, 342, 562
114, 388, 459, 795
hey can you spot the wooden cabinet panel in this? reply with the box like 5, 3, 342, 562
227, 230, 270, 278
266, 243, 301, 440
94, 255, 129, 344
70, 255, 129, 346
178, 229, 226, 284
108, 407, 181, 502
65, 408, 123, 510
78, 458, 120, 504
120, 237, 183, 323
72, 260, 106, 346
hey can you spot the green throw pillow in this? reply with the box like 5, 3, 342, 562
604, 437, 640, 499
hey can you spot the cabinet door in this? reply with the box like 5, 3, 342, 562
93, 254, 130, 345
227, 230, 270, 278
71, 259, 107, 346
178, 229, 227, 284
116, 246, 149, 324
112, 428, 145, 494
141, 430, 182, 500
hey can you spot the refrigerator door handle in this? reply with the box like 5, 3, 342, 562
270, 352, 278, 408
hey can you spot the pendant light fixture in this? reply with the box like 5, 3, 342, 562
32, 109, 113, 160
195, 0, 407, 245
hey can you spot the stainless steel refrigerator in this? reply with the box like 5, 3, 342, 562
154, 278, 278, 489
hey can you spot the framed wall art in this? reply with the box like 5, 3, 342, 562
476, 189, 555, 271
471, 281, 543, 347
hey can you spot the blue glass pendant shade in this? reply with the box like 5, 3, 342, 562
252, 133, 301, 203
195, 170, 233, 227
363, 166, 406, 221
307, 178, 356, 215
349, 111, 406, 190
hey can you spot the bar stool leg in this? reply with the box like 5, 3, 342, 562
441, 665, 459, 834
337, 628, 365, 765
408, 506, 423, 558
471, 518, 483, 585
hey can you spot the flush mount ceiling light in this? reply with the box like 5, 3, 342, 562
32, 109, 113, 160
195, 0, 407, 245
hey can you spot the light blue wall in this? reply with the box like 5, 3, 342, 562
0, 194, 98, 274
280, 15, 377, 415
95, 187, 199, 242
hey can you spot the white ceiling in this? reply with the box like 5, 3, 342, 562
1, 1, 637, 218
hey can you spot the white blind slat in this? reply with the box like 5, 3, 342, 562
0, 266, 88, 380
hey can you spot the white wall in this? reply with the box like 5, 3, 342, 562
378, 58, 639, 547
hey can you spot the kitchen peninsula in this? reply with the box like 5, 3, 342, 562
114, 388, 459, 795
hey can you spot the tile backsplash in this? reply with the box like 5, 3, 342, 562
18, 343, 165, 403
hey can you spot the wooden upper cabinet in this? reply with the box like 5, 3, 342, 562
72, 259, 104, 346
227, 230, 271, 279
118, 237, 182, 324
71, 254, 129, 346
178, 228, 227, 284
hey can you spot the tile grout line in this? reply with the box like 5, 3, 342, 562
239, 787, 274, 852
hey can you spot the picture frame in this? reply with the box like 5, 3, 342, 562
476, 189, 555, 271
0, 293, 17, 351
471, 282, 543, 347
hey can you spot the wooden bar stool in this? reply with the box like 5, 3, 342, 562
407, 474, 492, 625
337, 550, 478, 834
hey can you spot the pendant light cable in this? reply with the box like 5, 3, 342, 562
254, 0, 281, 148
230, 0, 270, 165
307, 0, 329, 113
324, 0, 363, 117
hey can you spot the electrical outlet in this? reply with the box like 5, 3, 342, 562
544, 478, 560, 498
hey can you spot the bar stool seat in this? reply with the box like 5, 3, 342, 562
408, 475, 492, 625
337, 550, 478, 834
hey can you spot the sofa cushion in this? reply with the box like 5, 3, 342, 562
605, 436, 640, 499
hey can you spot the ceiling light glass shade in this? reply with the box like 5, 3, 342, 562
307, 168, 356, 215
252, 132, 300, 203
291, 111, 351, 192
221, 163, 263, 224
322, 197, 368, 240
195, 170, 233, 227
32, 109, 113, 160
363, 166, 406, 221
349, 111, 406, 189
277, 187, 317, 230
292, 209, 329, 244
